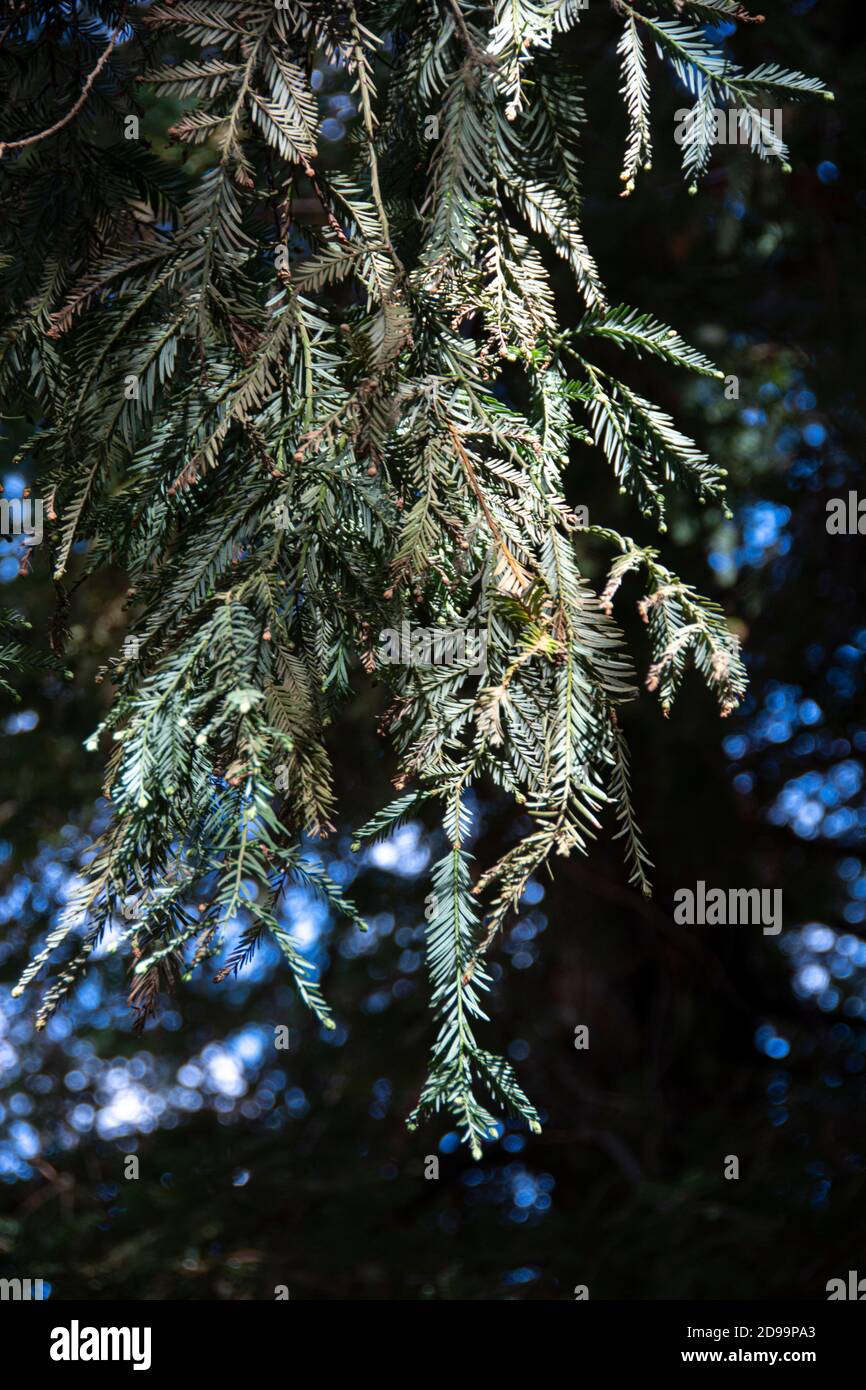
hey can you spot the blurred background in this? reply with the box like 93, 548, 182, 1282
1, 0, 865, 1300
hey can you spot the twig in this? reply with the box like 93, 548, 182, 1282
0, 24, 124, 158
448, 422, 533, 592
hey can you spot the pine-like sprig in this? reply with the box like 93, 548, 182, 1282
0, 0, 825, 1151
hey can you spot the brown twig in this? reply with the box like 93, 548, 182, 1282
447, 422, 533, 592
0, 23, 124, 158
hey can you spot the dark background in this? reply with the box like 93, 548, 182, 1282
1, 0, 865, 1299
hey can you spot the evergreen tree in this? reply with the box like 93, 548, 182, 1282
0, 1, 828, 1155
